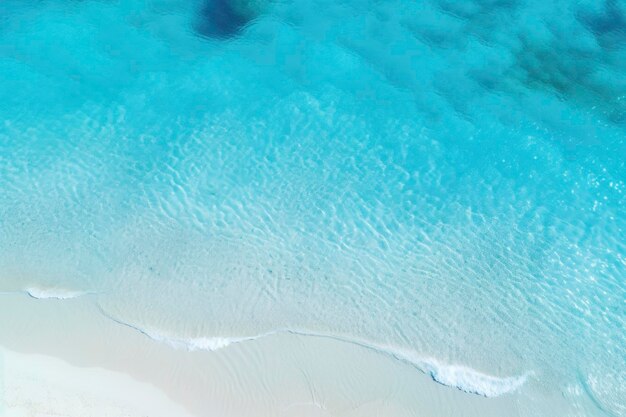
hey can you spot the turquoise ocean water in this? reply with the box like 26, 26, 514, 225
1, 0, 625, 415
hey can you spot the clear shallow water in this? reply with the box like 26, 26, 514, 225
0, 0, 624, 414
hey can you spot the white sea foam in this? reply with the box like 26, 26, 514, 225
140, 331, 262, 352
24, 287, 88, 300
99, 310, 529, 397
96, 307, 272, 352
284, 330, 531, 397
422, 361, 529, 397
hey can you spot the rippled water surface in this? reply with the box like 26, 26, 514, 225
1, 0, 625, 415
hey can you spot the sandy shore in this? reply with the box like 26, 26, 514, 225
0, 348, 195, 417
0, 293, 574, 417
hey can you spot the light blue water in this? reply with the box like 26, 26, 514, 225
0, 0, 625, 414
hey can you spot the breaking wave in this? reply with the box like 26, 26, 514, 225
24, 287, 89, 300
99, 309, 530, 397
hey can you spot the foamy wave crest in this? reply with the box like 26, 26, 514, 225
423, 361, 529, 397
140, 331, 264, 352
388, 349, 529, 397
285, 330, 531, 397
25, 287, 88, 300
97, 307, 271, 351
98, 311, 529, 397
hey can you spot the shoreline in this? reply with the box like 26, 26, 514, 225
0, 293, 576, 417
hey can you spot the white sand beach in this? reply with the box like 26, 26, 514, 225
0, 349, 195, 417
0, 292, 580, 417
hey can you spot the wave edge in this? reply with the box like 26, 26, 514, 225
24, 287, 89, 300
98, 309, 530, 397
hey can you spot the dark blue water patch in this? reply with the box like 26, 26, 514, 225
577, 0, 626, 49
194, 0, 258, 39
